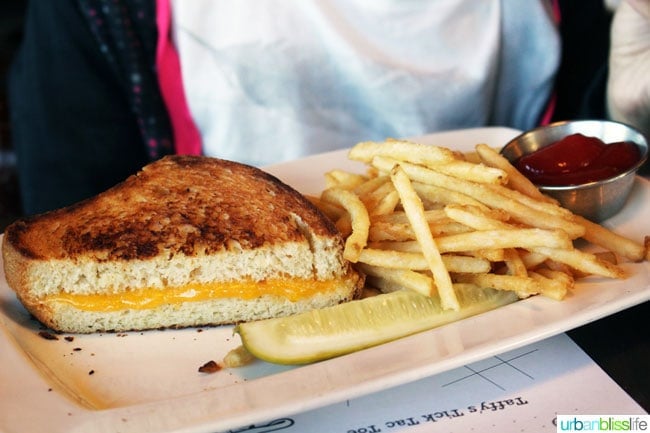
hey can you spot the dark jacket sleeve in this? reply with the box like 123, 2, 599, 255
8, 0, 173, 215
552, 0, 612, 122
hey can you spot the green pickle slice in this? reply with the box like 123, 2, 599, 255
235, 286, 518, 365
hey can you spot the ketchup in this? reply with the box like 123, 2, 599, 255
515, 133, 640, 186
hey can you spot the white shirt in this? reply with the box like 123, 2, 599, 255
171, 0, 560, 166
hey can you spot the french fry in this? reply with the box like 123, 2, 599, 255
372, 209, 470, 236
533, 268, 575, 300
594, 251, 618, 265
349, 139, 456, 165
461, 150, 483, 164
368, 222, 416, 242
453, 273, 541, 296
371, 156, 586, 239
468, 248, 507, 262
359, 181, 399, 216
483, 183, 572, 219
353, 175, 390, 197
475, 143, 557, 204
357, 248, 490, 274
350, 139, 508, 185
362, 149, 507, 185
367, 240, 422, 253
434, 228, 573, 253
306, 195, 346, 221
424, 159, 508, 185
371, 208, 447, 224
321, 187, 369, 262
443, 204, 511, 230
532, 246, 625, 279
574, 214, 646, 262
503, 248, 528, 277
368, 220, 468, 242
334, 213, 352, 237
356, 263, 434, 296
316, 137, 646, 315
370, 190, 400, 216
325, 170, 368, 190
358, 248, 430, 270
542, 258, 575, 277
390, 165, 459, 310
369, 240, 506, 265
518, 250, 549, 269
412, 182, 490, 210
440, 254, 492, 273
528, 271, 570, 301
501, 248, 530, 298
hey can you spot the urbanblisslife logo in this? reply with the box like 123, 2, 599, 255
557, 415, 649, 432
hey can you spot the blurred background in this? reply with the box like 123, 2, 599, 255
0, 0, 25, 231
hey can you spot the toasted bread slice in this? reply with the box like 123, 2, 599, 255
2, 155, 363, 333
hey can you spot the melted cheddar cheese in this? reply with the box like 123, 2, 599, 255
47, 278, 338, 312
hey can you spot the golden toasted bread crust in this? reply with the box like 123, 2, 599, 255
2, 156, 363, 333
5, 155, 340, 262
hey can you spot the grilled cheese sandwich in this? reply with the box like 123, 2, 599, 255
2, 155, 363, 333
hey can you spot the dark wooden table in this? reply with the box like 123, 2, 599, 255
568, 299, 649, 412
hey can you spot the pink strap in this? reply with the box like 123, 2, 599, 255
155, 0, 202, 155
540, 0, 561, 126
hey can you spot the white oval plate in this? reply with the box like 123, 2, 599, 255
1, 127, 648, 433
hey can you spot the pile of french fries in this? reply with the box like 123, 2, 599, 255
310, 139, 649, 311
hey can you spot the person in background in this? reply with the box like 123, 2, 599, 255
607, 0, 650, 140
6, 0, 648, 215
166, 1, 559, 166
8, 1, 171, 215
